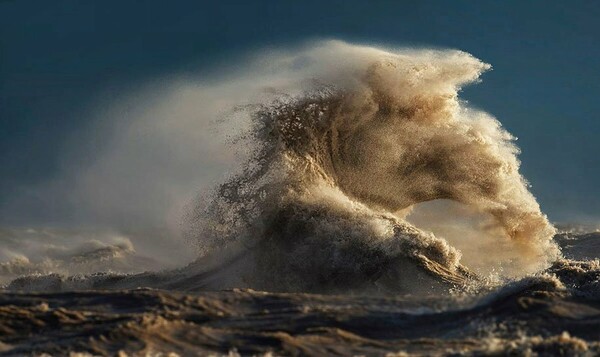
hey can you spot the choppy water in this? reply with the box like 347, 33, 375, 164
1, 233, 599, 356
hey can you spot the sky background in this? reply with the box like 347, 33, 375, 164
1, 0, 599, 226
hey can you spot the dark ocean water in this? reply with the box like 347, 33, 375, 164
0, 232, 598, 356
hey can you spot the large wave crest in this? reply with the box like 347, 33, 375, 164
181, 41, 560, 293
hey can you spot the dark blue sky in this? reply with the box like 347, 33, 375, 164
1, 0, 599, 223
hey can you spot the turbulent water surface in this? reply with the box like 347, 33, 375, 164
1, 41, 599, 356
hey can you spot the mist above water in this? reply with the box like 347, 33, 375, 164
1, 40, 560, 290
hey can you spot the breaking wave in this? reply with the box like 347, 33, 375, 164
181, 41, 559, 292
1, 40, 597, 357
2, 41, 565, 294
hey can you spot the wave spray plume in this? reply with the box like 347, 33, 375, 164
182, 41, 559, 293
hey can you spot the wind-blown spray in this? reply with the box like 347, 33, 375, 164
185, 41, 559, 292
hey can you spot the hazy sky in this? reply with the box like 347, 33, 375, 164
1, 0, 599, 225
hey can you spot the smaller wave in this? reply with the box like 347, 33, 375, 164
0, 227, 163, 285
555, 231, 600, 262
